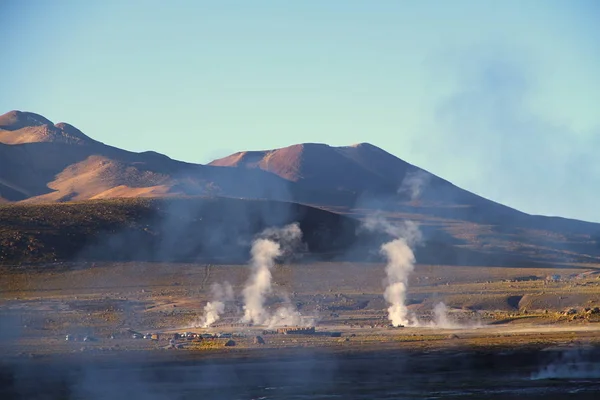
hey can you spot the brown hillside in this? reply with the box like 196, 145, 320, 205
209, 142, 508, 212
0, 198, 363, 264
0, 110, 96, 145
0, 111, 294, 203
210, 143, 418, 194
20, 156, 172, 203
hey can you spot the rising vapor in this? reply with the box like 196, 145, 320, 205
380, 238, 417, 327
362, 215, 422, 246
397, 170, 431, 202
200, 282, 234, 328
241, 223, 305, 326
364, 215, 422, 327
241, 238, 281, 325
431, 302, 458, 329
267, 303, 308, 329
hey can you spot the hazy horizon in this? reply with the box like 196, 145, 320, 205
2, 0, 599, 222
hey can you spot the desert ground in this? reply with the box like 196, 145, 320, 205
1, 261, 600, 399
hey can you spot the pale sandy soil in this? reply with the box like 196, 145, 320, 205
1, 261, 599, 358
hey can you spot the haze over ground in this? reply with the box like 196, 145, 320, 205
1, 0, 599, 221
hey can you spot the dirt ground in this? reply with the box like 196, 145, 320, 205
1, 261, 600, 341
1, 261, 600, 399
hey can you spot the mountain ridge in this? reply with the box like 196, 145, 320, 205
0, 110, 98, 145
0, 110, 297, 203
1, 109, 600, 266
1, 109, 599, 251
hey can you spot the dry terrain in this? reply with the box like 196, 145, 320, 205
2, 260, 600, 354
1, 261, 600, 399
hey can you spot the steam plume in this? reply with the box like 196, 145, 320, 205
241, 238, 280, 325
432, 302, 458, 329
398, 170, 431, 201
241, 223, 303, 326
364, 216, 422, 327
531, 348, 600, 380
364, 216, 482, 329
380, 238, 417, 327
363, 215, 422, 246
267, 304, 310, 328
200, 282, 234, 327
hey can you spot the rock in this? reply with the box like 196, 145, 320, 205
448, 334, 459, 339
254, 336, 265, 345
224, 340, 236, 347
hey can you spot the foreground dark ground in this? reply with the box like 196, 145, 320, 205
2, 339, 600, 400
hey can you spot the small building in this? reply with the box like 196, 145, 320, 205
276, 327, 316, 335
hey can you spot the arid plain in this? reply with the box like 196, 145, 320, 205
2, 258, 600, 399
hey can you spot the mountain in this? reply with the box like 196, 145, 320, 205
210, 142, 498, 208
2, 110, 600, 266
0, 111, 97, 145
210, 143, 408, 193
210, 143, 597, 232
211, 144, 600, 264
0, 110, 294, 203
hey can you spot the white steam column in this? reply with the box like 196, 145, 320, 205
380, 238, 417, 327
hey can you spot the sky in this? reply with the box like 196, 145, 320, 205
1, 0, 599, 222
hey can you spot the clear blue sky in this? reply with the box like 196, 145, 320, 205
2, 0, 599, 222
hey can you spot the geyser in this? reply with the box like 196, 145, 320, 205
364, 216, 422, 327
200, 282, 234, 327
241, 223, 305, 326
431, 302, 458, 329
241, 238, 281, 325
380, 237, 417, 327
